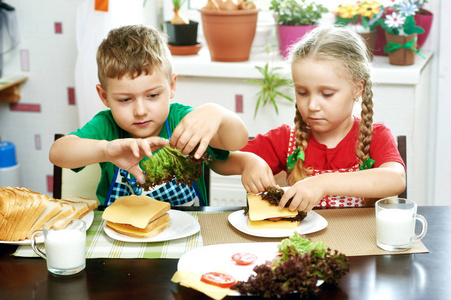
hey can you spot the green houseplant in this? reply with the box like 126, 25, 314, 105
269, 0, 328, 58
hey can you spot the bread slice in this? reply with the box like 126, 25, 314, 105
247, 217, 300, 230
102, 195, 170, 229
8, 188, 33, 241
0, 187, 16, 240
106, 213, 170, 238
62, 195, 99, 218
26, 199, 63, 239
20, 193, 50, 240
4, 188, 23, 241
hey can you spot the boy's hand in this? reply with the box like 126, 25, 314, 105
241, 155, 277, 194
278, 177, 325, 212
170, 106, 222, 159
105, 137, 169, 184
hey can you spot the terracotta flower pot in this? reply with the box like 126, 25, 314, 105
199, 9, 259, 62
277, 25, 316, 59
384, 33, 417, 66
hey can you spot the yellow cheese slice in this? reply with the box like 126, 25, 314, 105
102, 195, 170, 229
247, 217, 299, 230
247, 193, 298, 221
171, 271, 231, 300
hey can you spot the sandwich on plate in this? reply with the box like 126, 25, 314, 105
102, 195, 170, 238
247, 186, 307, 230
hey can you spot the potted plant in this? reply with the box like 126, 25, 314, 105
374, 0, 432, 56
334, 1, 383, 59
165, 0, 201, 55
199, 0, 259, 62
377, 1, 425, 65
269, 0, 328, 59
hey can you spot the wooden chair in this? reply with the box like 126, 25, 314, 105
52, 134, 101, 200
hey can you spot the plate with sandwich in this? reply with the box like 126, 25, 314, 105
228, 188, 328, 238
0, 187, 98, 245
102, 195, 200, 243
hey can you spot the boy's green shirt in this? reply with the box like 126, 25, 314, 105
70, 103, 229, 205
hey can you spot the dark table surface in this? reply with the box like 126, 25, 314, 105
1, 206, 450, 300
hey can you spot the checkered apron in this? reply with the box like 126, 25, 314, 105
104, 119, 204, 207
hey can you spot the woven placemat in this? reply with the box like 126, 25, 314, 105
198, 208, 429, 256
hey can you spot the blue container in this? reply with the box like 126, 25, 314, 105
0, 141, 18, 167
0, 141, 21, 187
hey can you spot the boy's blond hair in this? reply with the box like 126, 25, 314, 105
96, 25, 172, 88
288, 25, 374, 184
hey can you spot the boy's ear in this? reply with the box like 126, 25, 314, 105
96, 84, 109, 107
170, 73, 177, 99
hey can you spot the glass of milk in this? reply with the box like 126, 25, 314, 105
31, 218, 86, 276
375, 198, 427, 251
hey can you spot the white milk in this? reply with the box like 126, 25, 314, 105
45, 229, 86, 270
376, 209, 415, 246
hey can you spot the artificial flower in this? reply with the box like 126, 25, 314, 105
397, 1, 418, 16
384, 11, 406, 29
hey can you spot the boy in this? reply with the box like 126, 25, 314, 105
49, 25, 248, 206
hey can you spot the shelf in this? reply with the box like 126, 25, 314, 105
172, 47, 433, 85
0, 75, 28, 102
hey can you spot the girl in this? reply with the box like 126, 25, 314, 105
239, 26, 406, 212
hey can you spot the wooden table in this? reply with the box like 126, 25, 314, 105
1, 206, 450, 300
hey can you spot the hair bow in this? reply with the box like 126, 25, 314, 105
286, 148, 305, 172
359, 157, 375, 170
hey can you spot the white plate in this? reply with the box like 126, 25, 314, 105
103, 210, 200, 243
0, 211, 95, 245
228, 210, 328, 238
178, 242, 322, 296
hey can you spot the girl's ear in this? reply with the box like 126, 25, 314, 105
169, 73, 178, 99
96, 84, 109, 107
355, 80, 365, 99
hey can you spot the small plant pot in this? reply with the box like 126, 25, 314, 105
358, 31, 376, 60
165, 21, 198, 46
199, 9, 259, 62
385, 33, 417, 66
414, 9, 433, 49
277, 25, 317, 59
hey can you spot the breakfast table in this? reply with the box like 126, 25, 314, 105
1, 205, 450, 300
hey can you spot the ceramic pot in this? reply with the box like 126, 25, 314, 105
277, 24, 316, 59
414, 9, 433, 49
385, 33, 417, 66
199, 9, 259, 62
358, 31, 376, 60
165, 21, 198, 46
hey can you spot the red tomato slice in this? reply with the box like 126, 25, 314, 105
232, 252, 257, 265
267, 217, 282, 221
200, 272, 236, 288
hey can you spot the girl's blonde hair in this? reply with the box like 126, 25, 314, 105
288, 25, 374, 185
96, 25, 173, 88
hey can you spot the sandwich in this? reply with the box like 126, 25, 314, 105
102, 195, 171, 238
246, 186, 307, 230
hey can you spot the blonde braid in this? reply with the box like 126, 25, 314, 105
356, 79, 374, 165
288, 106, 312, 185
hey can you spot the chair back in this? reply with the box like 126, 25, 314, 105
53, 134, 101, 200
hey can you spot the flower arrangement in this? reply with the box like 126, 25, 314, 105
378, 1, 424, 35
334, 1, 383, 32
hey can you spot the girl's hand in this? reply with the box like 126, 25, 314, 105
105, 137, 169, 183
279, 177, 326, 212
241, 155, 277, 194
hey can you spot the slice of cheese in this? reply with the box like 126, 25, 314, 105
247, 217, 299, 230
247, 193, 298, 221
106, 213, 170, 238
102, 195, 170, 229
171, 271, 231, 300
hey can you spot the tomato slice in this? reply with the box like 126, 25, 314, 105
200, 272, 236, 288
232, 252, 257, 265
267, 217, 282, 221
